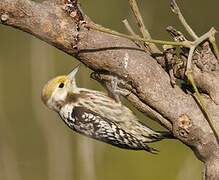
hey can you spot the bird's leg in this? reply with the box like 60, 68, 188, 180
105, 76, 121, 103
106, 79, 132, 103
108, 76, 132, 103
90, 72, 131, 103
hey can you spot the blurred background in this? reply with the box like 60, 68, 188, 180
0, 0, 218, 179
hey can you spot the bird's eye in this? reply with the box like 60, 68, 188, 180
58, 82, 65, 88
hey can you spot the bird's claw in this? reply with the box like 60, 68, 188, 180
90, 72, 130, 103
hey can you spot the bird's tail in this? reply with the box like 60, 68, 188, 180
142, 131, 174, 154
144, 145, 159, 154
156, 131, 174, 139
146, 131, 174, 142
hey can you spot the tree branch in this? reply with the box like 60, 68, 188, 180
0, 0, 219, 179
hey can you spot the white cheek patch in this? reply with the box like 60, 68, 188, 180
55, 91, 67, 101
47, 88, 67, 111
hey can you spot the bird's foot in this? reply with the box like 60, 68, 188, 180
90, 72, 130, 103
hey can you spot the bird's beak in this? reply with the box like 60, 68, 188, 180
67, 64, 80, 81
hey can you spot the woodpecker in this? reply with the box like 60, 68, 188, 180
41, 65, 172, 153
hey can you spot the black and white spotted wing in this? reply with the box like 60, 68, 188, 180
62, 106, 157, 153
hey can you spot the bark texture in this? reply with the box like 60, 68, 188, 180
0, 0, 218, 179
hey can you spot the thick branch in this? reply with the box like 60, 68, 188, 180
205, 156, 219, 180
0, 0, 219, 179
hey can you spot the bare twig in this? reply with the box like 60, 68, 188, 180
187, 73, 219, 142
186, 28, 217, 74
170, 1, 219, 62
171, 0, 198, 40
128, 0, 151, 39
87, 24, 191, 47
122, 19, 137, 37
186, 46, 196, 73
128, 0, 160, 53
122, 19, 144, 49
209, 32, 219, 63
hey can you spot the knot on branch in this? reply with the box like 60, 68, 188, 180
0, 13, 9, 23
176, 114, 192, 139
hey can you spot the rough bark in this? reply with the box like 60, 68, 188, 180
0, 0, 218, 179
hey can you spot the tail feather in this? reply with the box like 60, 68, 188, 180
144, 145, 159, 154
157, 131, 174, 139
144, 131, 174, 142
143, 131, 173, 154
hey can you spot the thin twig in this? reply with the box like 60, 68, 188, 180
122, 19, 144, 49
170, 0, 198, 40
128, 0, 160, 53
87, 24, 191, 47
187, 73, 219, 142
122, 19, 137, 37
186, 46, 195, 73
193, 28, 216, 46
186, 28, 217, 74
128, 0, 151, 39
209, 32, 219, 63
170, 1, 219, 63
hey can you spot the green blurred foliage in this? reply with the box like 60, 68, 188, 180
1, 0, 218, 180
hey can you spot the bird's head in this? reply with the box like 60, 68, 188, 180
41, 65, 80, 112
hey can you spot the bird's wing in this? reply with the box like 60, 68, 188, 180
69, 106, 157, 152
